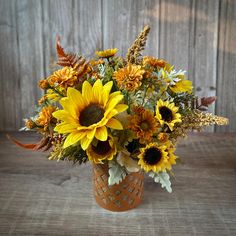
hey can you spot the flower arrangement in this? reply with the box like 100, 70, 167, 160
11, 25, 228, 193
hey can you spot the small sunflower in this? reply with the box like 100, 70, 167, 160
48, 66, 78, 89
113, 63, 145, 91
86, 136, 116, 163
155, 99, 181, 131
128, 109, 159, 143
95, 48, 118, 58
138, 143, 168, 173
36, 105, 57, 131
53, 80, 128, 150
169, 79, 193, 94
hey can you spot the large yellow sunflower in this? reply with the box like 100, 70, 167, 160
155, 99, 181, 131
113, 63, 145, 91
86, 136, 116, 163
138, 143, 168, 173
53, 80, 128, 150
96, 48, 118, 58
128, 108, 159, 143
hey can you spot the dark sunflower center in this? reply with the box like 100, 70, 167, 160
92, 140, 111, 155
159, 106, 173, 122
79, 104, 104, 126
144, 147, 162, 165
140, 121, 150, 131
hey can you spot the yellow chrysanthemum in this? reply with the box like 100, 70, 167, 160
45, 89, 62, 103
48, 67, 78, 89
36, 106, 57, 131
86, 136, 116, 163
95, 48, 118, 58
155, 99, 182, 131
128, 108, 159, 143
113, 64, 145, 91
53, 80, 128, 150
170, 80, 193, 94
25, 119, 35, 129
138, 143, 168, 173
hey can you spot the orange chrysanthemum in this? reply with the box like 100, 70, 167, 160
48, 67, 78, 89
128, 109, 159, 143
142, 56, 168, 68
113, 64, 145, 91
36, 106, 57, 131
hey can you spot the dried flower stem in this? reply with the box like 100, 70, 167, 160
126, 25, 150, 64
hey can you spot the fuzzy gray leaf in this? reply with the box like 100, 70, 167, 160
149, 171, 172, 193
108, 160, 127, 186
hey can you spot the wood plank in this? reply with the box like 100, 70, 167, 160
103, 0, 160, 57
216, 0, 236, 132
159, 0, 192, 75
42, 0, 75, 77
0, 0, 21, 131
73, 0, 102, 58
0, 132, 236, 235
16, 0, 44, 126
190, 0, 220, 132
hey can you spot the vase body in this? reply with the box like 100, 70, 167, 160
93, 164, 144, 212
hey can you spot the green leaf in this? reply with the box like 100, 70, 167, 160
149, 171, 172, 193
108, 160, 127, 186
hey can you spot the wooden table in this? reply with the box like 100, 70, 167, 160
0, 132, 236, 236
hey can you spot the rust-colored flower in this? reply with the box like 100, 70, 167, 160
128, 109, 159, 143
38, 79, 50, 89
25, 119, 35, 129
113, 63, 145, 91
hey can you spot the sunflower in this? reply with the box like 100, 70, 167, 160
155, 99, 181, 131
53, 79, 128, 150
169, 79, 193, 94
48, 66, 78, 89
36, 105, 57, 131
138, 143, 168, 173
96, 48, 118, 58
128, 109, 159, 143
113, 64, 145, 91
86, 136, 116, 163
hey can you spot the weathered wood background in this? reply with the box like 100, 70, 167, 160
0, 0, 235, 132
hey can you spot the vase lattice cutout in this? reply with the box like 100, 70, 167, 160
93, 164, 144, 212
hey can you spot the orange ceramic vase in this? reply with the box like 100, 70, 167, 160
93, 164, 144, 212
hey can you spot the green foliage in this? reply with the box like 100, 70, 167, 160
62, 145, 88, 164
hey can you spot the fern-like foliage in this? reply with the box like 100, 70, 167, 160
56, 36, 83, 68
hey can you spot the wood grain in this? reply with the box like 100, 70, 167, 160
216, 0, 236, 132
0, 132, 235, 235
0, 0, 235, 132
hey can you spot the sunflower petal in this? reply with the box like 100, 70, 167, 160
102, 81, 113, 104
95, 126, 108, 141
60, 98, 77, 119
63, 132, 85, 148
80, 136, 93, 150
53, 110, 75, 123
54, 122, 77, 133
93, 79, 103, 104
86, 128, 96, 139
106, 118, 123, 130
67, 87, 85, 110
82, 81, 93, 104
115, 104, 128, 113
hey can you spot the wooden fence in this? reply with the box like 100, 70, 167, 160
0, 0, 235, 131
